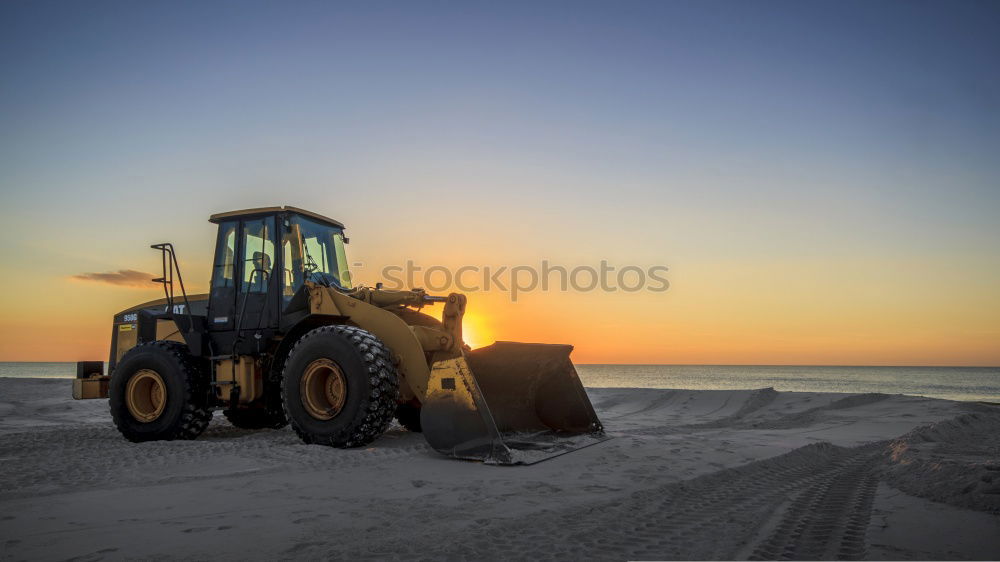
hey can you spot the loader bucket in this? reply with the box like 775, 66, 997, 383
420, 342, 608, 465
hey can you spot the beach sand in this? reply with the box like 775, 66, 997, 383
1, 377, 998, 560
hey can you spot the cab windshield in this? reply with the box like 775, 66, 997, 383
282, 215, 352, 300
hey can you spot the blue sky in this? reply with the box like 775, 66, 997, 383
3, 1, 998, 243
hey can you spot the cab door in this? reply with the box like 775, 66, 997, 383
207, 220, 239, 333
235, 216, 278, 338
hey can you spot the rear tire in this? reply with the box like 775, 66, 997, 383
281, 325, 400, 448
109, 341, 213, 442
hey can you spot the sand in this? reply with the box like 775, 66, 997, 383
1, 377, 998, 561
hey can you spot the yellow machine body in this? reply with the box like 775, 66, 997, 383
73, 206, 606, 464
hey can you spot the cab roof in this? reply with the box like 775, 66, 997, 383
208, 206, 345, 229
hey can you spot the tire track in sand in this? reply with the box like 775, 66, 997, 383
341, 441, 884, 561
745, 451, 880, 560
0, 420, 431, 500
630, 387, 778, 436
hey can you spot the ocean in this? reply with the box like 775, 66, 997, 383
576, 364, 1000, 403
1, 362, 997, 403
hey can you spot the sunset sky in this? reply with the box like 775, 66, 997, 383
1, 1, 997, 365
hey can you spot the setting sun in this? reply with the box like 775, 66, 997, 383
459, 311, 492, 350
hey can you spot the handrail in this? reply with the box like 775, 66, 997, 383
150, 243, 195, 333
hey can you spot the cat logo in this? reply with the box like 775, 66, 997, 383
165, 304, 186, 314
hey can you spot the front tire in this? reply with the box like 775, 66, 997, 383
281, 325, 400, 448
109, 341, 213, 442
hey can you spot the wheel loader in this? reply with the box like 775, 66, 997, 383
73, 206, 605, 464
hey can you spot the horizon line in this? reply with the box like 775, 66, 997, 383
0, 360, 997, 369
576, 363, 1000, 368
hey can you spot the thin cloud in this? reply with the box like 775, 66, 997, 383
72, 270, 158, 288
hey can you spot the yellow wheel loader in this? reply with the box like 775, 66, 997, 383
73, 206, 605, 464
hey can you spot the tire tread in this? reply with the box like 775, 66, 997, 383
281, 325, 400, 448
109, 340, 212, 441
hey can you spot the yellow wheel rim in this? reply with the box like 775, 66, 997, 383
301, 358, 347, 420
126, 369, 167, 423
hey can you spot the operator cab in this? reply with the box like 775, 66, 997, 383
207, 206, 352, 354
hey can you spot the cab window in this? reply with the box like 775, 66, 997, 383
241, 218, 275, 294
282, 215, 352, 297
282, 225, 303, 301
212, 221, 237, 288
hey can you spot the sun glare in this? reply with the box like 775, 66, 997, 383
462, 313, 492, 350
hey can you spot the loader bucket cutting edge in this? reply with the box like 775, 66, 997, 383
420, 342, 609, 465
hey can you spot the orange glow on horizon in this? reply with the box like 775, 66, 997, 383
0, 238, 997, 366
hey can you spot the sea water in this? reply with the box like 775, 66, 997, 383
1, 362, 997, 403
575, 364, 1000, 402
